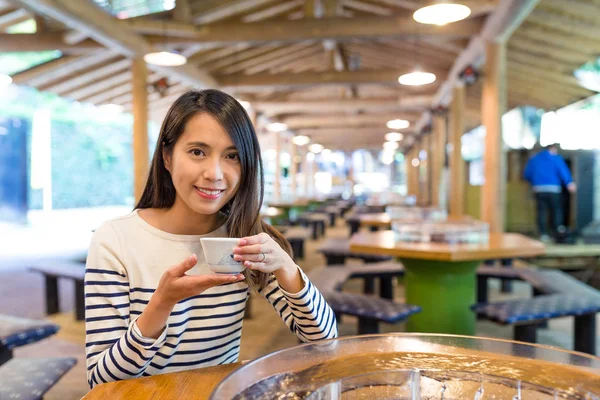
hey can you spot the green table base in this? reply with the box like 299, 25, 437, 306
400, 258, 479, 335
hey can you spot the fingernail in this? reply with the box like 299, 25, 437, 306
234, 255, 242, 261
232, 247, 240, 254
189, 254, 196, 261
244, 261, 251, 266
230, 275, 238, 281
238, 239, 246, 245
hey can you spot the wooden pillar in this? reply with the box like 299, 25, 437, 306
274, 133, 281, 200
481, 41, 507, 233
431, 115, 446, 207
303, 150, 310, 197
420, 135, 430, 205
405, 148, 415, 197
291, 144, 298, 195
449, 84, 466, 218
132, 57, 148, 203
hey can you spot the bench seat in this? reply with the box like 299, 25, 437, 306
0, 357, 77, 400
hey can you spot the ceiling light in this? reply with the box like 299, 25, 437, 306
398, 70, 437, 86
143, 51, 187, 66
412, 158, 420, 167
267, 122, 288, 132
0, 74, 12, 87
385, 132, 404, 142
292, 135, 310, 146
309, 143, 324, 153
386, 119, 410, 130
321, 149, 331, 157
413, 3, 471, 26
383, 141, 399, 151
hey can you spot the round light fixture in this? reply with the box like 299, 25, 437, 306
266, 122, 288, 132
321, 149, 331, 157
0, 73, 12, 87
292, 135, 311, 146
413, 3, 471, 26
383, 141, 400, 151
386, 119, 410, 130
385, 132, 404, 142
309, 143, 324, 153
412, 158, 420, 167
143, 51, 187, 66
398, 71, 437, 86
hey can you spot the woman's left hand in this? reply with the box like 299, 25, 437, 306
233, 232, 295, 274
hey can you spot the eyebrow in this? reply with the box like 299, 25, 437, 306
186, 141, 237, 151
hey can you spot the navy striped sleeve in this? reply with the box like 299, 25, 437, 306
259, 267, 337, 342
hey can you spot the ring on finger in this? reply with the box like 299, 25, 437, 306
259, 252, 266, 262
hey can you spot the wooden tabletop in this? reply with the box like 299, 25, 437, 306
358, 213, 391, 227
82, 363, 240, 400
260, 207, 284, 218
267, 199, 309, 208
349, 231, 546, 262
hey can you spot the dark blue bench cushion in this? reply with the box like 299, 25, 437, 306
518, 269, 600, 298
0, 357, 76, 400
473, 294, 600, 325
0, 316, 59, 350
476, 265, 523, 280
325, 292, 420, 324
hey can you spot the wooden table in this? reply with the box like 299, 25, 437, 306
82, 363, 240, 400
349, 231, 545, 335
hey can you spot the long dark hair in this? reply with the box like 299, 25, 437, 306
136, 89, 292, 289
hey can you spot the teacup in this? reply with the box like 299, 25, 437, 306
199, 238, 246, 274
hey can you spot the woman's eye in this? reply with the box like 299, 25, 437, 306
227, 153, 239, 161
190, 149, 204, 157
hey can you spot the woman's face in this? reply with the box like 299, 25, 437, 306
164, 113, 242, 217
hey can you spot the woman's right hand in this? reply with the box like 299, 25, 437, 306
137, 254, 245, 339
155, 254, 244, 307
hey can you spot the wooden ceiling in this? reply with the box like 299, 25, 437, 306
2, 0, 598, 151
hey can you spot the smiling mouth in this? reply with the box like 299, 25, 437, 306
194, 186, 225, 196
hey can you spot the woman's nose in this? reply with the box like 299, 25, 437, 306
203, 157, 224, 181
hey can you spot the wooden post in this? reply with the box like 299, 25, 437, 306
303, 149, 310, 197
481, 41, 507, 233
405, 148, 414, 197
431, 115, 446, 207
132, 57, 148, 203
274, 133, 281, 200
449, 84, 466, 218
420, 135, 430, 205
290, 143, 298, 195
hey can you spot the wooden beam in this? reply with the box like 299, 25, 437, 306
43, 58, 130, 94
342, 0, 393, 16
254, 96, 433, 115
218, 69, 446, 89
242, 0, 303, 22
135, 16, 482, 44
431, 115, 446, 207
17, 0, 217, 88
448, 84, 465, 219
132, 57, 149, 203
219, 42, 314, 74
12, 50, 116, 86
0, 33, 102, 52
193, 0, 279, 24
0, 8, 29, 31
481, 41, 506, 233
527, 8, 600, 41
516, 22, 600, 55
283, 113, 419, 129
432, 0, 540, 109
173, 0, 192, 23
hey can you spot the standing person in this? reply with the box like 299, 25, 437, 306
524, 143, 576, 242
85, 90, 337, 389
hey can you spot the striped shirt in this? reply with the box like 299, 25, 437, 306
85, 211, 337, 389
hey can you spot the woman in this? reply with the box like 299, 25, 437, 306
85, 90, 337, 388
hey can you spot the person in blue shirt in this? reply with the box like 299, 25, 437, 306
524, 143, 576, 242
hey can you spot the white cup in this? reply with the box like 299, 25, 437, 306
199, 238, 246, 274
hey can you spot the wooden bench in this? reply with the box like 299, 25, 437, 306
0, 315, 60, 365
325, 291, 421, 334
318, 238, 392, 265
473, 294, 600, 355
29, 261, 86, 321
476, 263, 525, 303
282, 227, 311, 260
346, 262, 404, 300
0, 357, 77, 400
475, 267, 600, 355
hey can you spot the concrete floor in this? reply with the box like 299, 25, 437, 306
1, 210, 598, 399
